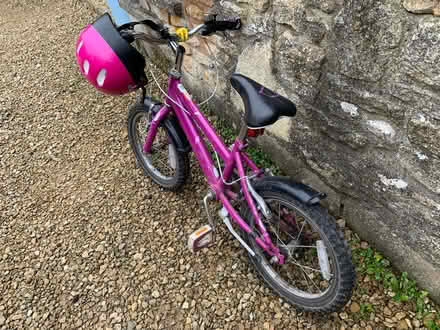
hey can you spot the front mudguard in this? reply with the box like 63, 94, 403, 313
162, 113, 191, 153
252, 176, 327, 206
144, 97, 191, 153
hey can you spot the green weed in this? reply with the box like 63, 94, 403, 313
359, 303, 374, 320
353, 244, 439, 324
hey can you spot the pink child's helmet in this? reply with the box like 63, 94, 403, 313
76, 13, 146, 95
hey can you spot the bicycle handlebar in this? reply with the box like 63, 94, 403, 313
118, 15, 242, 46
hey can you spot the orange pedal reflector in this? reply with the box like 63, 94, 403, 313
188, 225, 214, 253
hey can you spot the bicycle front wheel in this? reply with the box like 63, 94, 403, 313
127, 104, 189, 191
243, 189, 355, 313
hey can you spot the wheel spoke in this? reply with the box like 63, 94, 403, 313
301, 267, 322, 294
290, 245, 317, 249
268, 205, 304, 245
277, 202, 281, 246
296, 220, 306, 244
268, 223, 285, 247
301, 268, 312, 292
289, 259, 333, 277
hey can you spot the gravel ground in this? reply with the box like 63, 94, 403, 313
0, 0, 438, 329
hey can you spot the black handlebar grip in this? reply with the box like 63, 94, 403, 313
219, 18, 242, 31
201, 16, 242, 35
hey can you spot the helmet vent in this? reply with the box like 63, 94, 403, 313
77, 40, 84, 54
97, 69, 107, 87
83, 60, 90, 75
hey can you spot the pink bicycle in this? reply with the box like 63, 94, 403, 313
77, 13, 355, 313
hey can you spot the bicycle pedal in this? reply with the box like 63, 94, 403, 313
188, 225, 214, 253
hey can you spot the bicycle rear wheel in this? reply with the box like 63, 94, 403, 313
243, 189, 355, 313
127, 104, 189, 190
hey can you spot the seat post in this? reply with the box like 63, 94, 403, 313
238, 106, 249, 141
238, 122, 248, 141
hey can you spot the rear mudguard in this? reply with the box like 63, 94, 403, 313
144, 97, 191, 153
252, 176, 327, 206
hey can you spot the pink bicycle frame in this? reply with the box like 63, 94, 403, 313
143, 75, 284, 263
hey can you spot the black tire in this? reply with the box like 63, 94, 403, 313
243, 189, 355, 313
127, 104, 189, 191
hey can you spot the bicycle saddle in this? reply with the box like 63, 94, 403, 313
230, 73, 297, 128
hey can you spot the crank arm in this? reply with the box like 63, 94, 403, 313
219, 207, 256, 257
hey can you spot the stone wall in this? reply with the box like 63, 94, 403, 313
119, 0, 440, 302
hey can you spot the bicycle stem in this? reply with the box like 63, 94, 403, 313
173, 44, 185, 74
